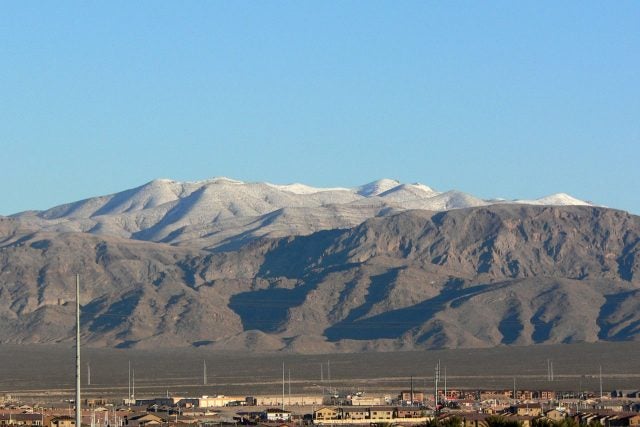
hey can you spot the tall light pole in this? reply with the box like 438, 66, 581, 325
434, 360, 440, 413
204, 360, 207, 385
76, 274, 81, 427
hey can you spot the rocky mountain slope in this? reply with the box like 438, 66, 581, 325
1, 201, 638, 352
11, 178, 590, 251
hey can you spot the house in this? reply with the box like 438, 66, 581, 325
480, 390, 512, 401
611, 390, 640, 398
597, 402, 627, 412
544, 409, 567, 421
48, 416, 75, 427
349, 395, 381, 406
604, 414, 640, 427
135, 398, 174, 408
84, 399, 109, 408
172, 415, 199, 425
515, 391, 534, 401
397, 408, 423, 418
341, 407, 369, 420
400, 391, 425, 404
572, 411, 633, 426
444, 390, 462, 401
255, 395, 323, 406
175, 399, 199, 409
625, 414, 640, 426
369, 406, 395, 420
537, 391, 556, 400
261, 409, 291, 422
127, 413, 165, 426
457, 413, 490, 427
511, 403, 542, 417
0, 414, 44, 427
313, 407, 340, 421
199, 395, 247, 408
506, 415, 535, 427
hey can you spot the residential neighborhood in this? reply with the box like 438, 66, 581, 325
2, 387, 640, 427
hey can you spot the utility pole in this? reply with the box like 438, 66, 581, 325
203, 360, 207, 385
434, 360, 440, 412
444, 367, 447, 403
128, 361, 131, 406
410, 375, 414, 407
320, 364, 324, 397
327, 360, 331, 396
132, 368, 135, 403
75, 274, 81, 427
599, 365, 603, 399
288, 369, 291, 406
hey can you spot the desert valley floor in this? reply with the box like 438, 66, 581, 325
1, 342, 638, 402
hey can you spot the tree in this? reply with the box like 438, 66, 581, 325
485, 416, 522, 427
424, 415, 462, 427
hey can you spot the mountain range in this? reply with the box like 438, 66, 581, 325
2, 178, 638, 353
11, 177, 590, 251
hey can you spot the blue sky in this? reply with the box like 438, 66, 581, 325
1, 2, 639, 215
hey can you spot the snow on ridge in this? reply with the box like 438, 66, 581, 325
191, 176, 245, 185
18, 176, 595, 226
265, 182, 351, 195
514, 193, 591, 206
409, 183, 437, 194
13, 176, 605, 251
378, 183, 439, 198
355, 179, 402, 197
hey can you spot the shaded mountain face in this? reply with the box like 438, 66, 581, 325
1, 205, 638, 352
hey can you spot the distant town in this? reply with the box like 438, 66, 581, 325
2, 384, 640, 427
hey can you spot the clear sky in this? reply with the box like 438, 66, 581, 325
1, 1, 639, 215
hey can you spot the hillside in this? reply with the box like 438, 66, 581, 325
1, 204, 638, 352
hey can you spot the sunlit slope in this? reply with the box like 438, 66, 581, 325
11, 177, 592, 250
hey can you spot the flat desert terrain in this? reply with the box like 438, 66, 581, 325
1, 342, 638, 403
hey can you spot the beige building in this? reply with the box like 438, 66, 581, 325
263, 409, 291, 422
397, 408, 424, 418
312, 407, 429, 425
400, 391, 425, 404
544, 409, 567, 421
0, 414, 44, 427
369, 407, 395, 420
127, 414, 165, 427
513, 404, 543, 417
48, 416, 75, 427
314, 407, 340, 421
198, 395, 246, 407
255, 395, 322, 406
349, 395, 381, 406
341, 408, 368, 420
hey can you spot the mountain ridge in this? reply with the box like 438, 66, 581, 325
10, 177, 594, 251
1, 203, 638, 352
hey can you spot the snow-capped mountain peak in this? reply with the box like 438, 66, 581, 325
355, 178, 402, 197
265, 182, 351, 195
514, 193, 592, 207
12, 177, 595, 250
